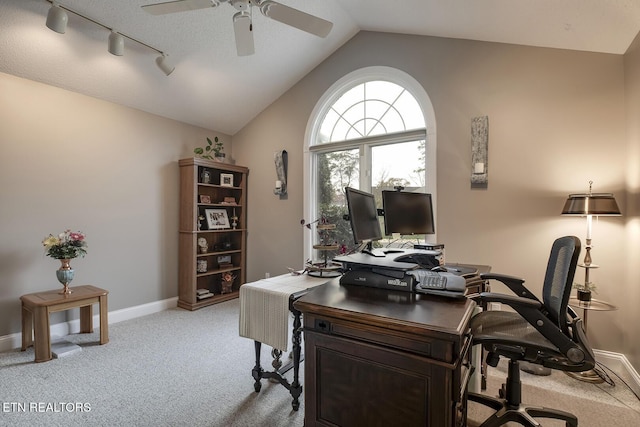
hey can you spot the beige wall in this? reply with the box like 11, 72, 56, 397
0, 72, 230, 337
233, 32, 635, 368
623, 32, 640, 370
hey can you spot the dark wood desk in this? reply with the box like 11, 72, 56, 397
294, 278, 477, 427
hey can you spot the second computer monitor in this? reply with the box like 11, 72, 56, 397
382, 190, 435, 236
345, 187, 383, 245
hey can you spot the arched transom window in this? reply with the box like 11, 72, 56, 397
304, 67, 437, 260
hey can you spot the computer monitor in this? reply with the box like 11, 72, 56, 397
345, 187, 383, 249
382, 190, 435, 236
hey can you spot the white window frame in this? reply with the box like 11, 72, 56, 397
303, 66, 437, 261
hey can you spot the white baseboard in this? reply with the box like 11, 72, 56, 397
594, 349, 640, 397
0, 296, 178, 353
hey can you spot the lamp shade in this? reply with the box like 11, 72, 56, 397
561, 193, 621, 216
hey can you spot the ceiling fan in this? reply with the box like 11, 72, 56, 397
142, 0, 333, 56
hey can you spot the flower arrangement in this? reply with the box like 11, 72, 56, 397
42, 230, 88, 259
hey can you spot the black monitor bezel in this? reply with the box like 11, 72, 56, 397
345, 187, 383, 245
382, 190, 435, 236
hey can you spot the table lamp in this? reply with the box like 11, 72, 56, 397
561, 181, 621, 300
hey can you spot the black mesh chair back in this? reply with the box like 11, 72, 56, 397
541, 235, 580, 334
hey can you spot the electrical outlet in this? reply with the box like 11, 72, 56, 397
265, 272, 270, 279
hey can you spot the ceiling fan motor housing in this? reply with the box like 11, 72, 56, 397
230, 0, 251, 11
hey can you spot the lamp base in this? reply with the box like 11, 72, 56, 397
565, 368, 605, 384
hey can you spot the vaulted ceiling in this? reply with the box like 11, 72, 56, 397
2, 0, 639, 135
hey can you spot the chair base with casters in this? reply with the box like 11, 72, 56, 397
468, 359, 578, 427
467, 236, 594, 427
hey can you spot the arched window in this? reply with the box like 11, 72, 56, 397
304, 67, 437, 260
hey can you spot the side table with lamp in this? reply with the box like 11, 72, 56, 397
561, 180, 621, 383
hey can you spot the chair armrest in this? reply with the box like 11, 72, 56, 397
480, 273, 539, 301
478, 292, 542, 310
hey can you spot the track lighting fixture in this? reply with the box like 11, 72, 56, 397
155, 54, 175, 76
108, 31, 124, 56
43, 0, 174, 75
46, 2, 68, 34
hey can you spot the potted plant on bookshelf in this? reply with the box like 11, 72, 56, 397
194, 136, 225, 162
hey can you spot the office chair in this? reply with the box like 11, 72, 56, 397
468, 236, 595, 427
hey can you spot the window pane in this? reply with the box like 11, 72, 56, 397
315, 80, 425, 144
315, 149, 360, 255
372, 140, 427, 243
372, 140, 426, 192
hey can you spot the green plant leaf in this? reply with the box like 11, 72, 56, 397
194, 147, 204, 155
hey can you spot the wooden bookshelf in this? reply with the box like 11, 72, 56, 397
178, 158, 248, 310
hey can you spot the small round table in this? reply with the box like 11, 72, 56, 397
567, 297, 617, 383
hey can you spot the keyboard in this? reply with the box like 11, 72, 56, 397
413, 270, 447, 289
409, 269, 466, 292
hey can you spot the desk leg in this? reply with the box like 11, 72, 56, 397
21, 304, 33, 351
80, 304, 93, 334
250, 323, 303, 411
252, 341, 264, 392
33, 307, 52, 363
99, 295, 109, 345
289, 308, 303, 411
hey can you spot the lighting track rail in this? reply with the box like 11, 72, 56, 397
44, 0, 175, 75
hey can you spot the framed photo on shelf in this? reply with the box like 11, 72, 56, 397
217, 255, 232, 264
204, 209, 230, 230
199, 195, 211, 204
220, 173, 234, 187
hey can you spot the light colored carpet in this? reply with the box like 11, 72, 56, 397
1, 298, 638, 426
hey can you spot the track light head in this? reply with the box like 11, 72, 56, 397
108, 31, 124, 56
156, 54, 175, 76
46, 3, 68, 34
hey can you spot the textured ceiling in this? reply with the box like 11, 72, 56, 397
1, 0, 639, 135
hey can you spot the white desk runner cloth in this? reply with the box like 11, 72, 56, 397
239, 274, 327, 351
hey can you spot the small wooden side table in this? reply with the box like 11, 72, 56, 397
21, 285, 109, 363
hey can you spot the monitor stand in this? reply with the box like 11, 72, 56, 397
361, 242, 386, 257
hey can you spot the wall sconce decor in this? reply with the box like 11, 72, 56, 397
274, 150, 288, 198
471, 116, 488, 187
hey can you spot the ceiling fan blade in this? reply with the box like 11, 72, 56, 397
142, 0, 220, 16
260, 1, 333, 38
233, 12, 255, 56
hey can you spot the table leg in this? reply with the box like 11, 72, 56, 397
289, 308, 303, 411
33, 307, 52, 363
21, 304, 33, 351
99, 295, 109, 344
252, 340, 263, 392
80, 304, 93, 333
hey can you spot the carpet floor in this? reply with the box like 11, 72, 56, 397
1, 298, 638, 426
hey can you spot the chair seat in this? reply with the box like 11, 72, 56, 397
471, 310, 564, 366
